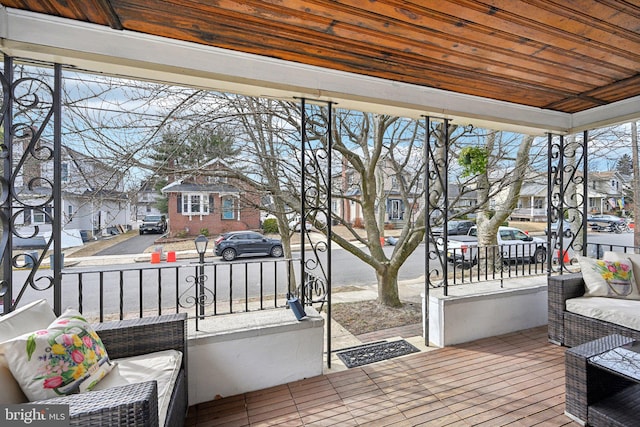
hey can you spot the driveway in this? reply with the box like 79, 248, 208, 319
95, 233, 159, 256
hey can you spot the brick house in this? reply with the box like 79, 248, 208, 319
161, 163, 261, 237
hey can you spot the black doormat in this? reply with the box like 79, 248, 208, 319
336, 340, 420, 368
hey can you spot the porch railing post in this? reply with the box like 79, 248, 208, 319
1, 55, 13, 314
53, 63, 62, 315
548, 131, 588, 275
299, 99, 332, 367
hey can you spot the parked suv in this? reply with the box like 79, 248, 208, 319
139, 215, 167, 235
431, 220, 475, 239
214, 231, 283, 261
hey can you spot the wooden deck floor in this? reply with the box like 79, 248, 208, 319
185, 326, 580, 426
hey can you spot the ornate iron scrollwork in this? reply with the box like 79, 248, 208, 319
547, 132, 588, 273
178, 271, 214, 310
1, 61, 58, 312
425, 117, 451, 294
296, 100, 331, 309
178, 264, 215, 331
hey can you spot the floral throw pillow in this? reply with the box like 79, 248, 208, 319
2, 309, 114, 401
578, 255, 640, 300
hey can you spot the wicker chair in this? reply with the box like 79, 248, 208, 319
548, 273, 640, 347
35, 313, 188, 427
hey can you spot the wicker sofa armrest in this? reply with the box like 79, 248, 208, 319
93, 313, 187, 361
549, 273, 586, 303
548, 273, 585, 345
36, 381, 159, 427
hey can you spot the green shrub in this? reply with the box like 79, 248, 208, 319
199, 228, 210, 237
262, 218, 279, 233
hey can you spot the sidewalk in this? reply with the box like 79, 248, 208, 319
324, 286, 431, 373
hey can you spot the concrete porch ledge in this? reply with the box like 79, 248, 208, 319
187, 307, 324, 405
426, 275, 548, 347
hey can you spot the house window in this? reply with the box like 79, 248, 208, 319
182, 193, 210, 215
209, 176, 228, 184
190, 195, 201, 213
391, 177, 398, 189
222, 197, 235, 220
67, 205, 73, 216
390, 199, 402, 220
33, 207, 53, 224
61, 162, 68, 182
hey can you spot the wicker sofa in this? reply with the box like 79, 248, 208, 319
0, 302, 188, 427
548, 273, 640, 347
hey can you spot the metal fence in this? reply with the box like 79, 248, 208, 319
437, 242, 548, 286
20, 240, 635, 324
442, 241, 640, 286
57, 258, 299, 324
587, 242, 640, 259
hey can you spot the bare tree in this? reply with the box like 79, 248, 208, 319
219, 96, 302, 261
328, 112, 427, 306
466, 132, 537, 269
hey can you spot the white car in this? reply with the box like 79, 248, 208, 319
440, 226, 547, 265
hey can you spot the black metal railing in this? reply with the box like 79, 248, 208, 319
588, 243, 640, 259
434, 242, 548, 286
21, 241, 637, 323
59, 258, 298, 324
433, 241, 640, 287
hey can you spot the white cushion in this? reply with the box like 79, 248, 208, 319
0, 355, 27, 404
577, 254, 640, 299
612, 251, 640, 292
93, 349, 182, 427
2, 309, 115, 401
566, 297, 640, 331
0, 299, 56, 342
0, 299, 56, 404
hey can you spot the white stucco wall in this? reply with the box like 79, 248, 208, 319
187, 308, 324, 405
425, 277, 548, 347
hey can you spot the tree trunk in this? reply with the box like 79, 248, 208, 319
377, 264, 402, 307
376, 164, 386, 237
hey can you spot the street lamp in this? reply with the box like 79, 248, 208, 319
194, 234, 209, 256
194, 234, 208, 318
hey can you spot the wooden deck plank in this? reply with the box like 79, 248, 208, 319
187, 326, 581, 426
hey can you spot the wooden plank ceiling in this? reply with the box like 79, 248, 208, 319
1, 0, 639, 114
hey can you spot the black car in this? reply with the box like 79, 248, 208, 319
431, 220, 475, 239
213, 231, 284, 261
139, 215, 167, 235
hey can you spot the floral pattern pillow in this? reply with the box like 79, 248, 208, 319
578, 255, 640, 300
2, 309, 114, 401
